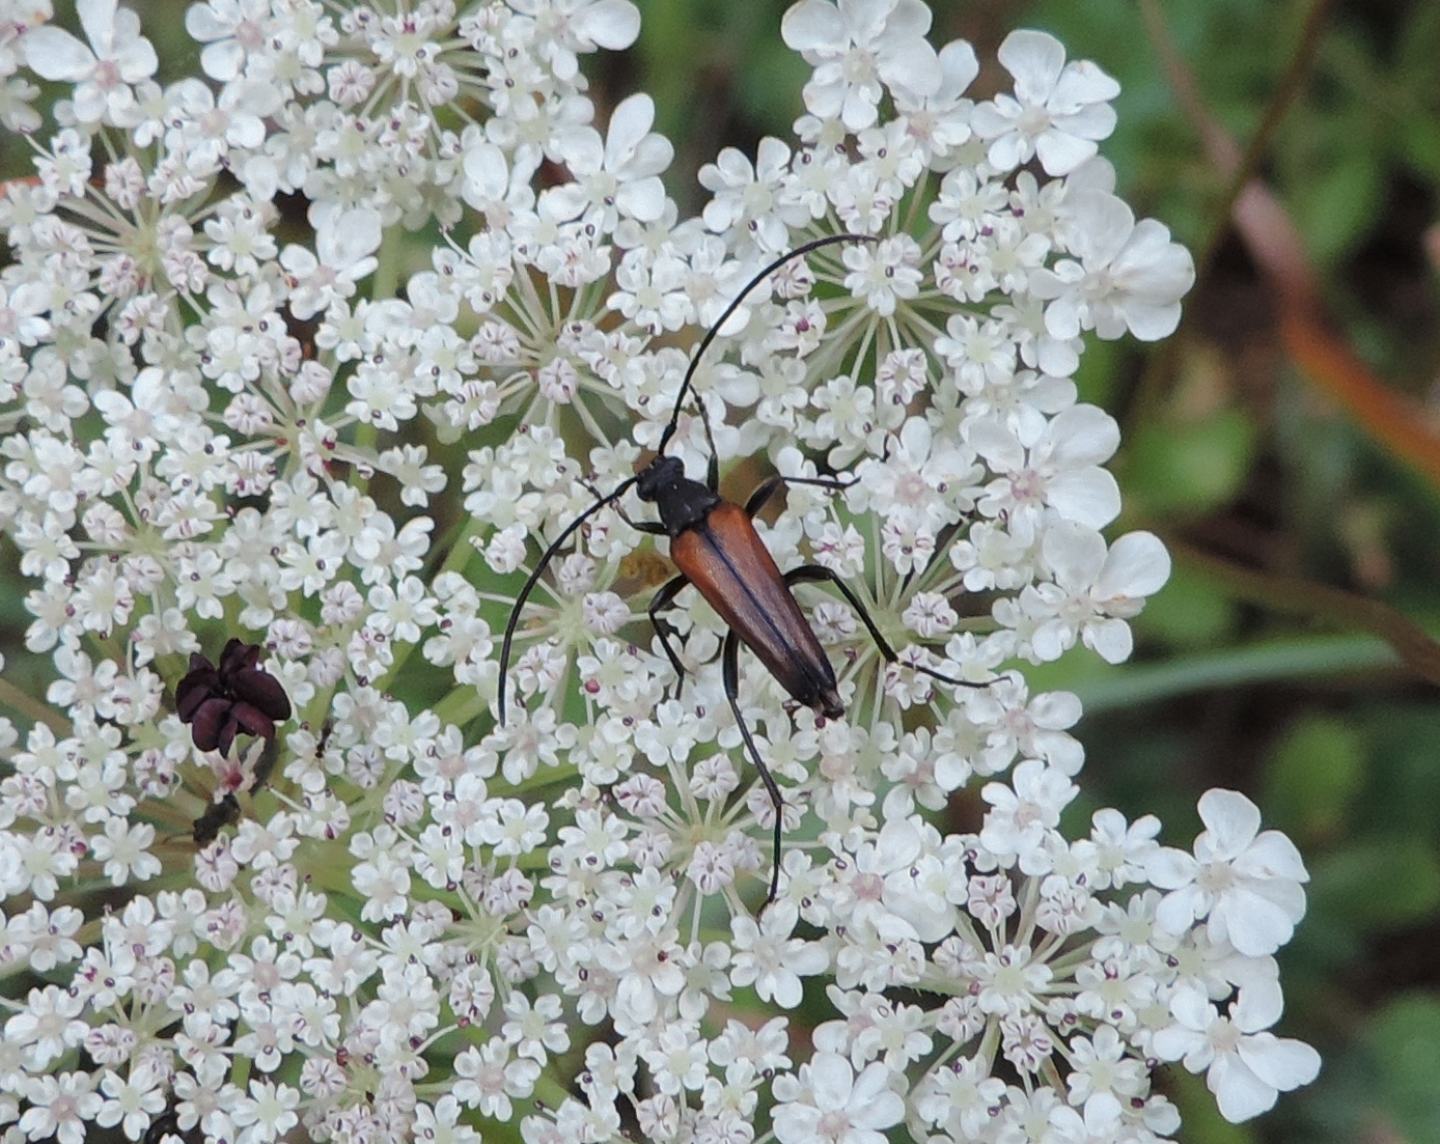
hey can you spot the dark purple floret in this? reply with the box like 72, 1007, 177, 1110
176, 638, 292, 756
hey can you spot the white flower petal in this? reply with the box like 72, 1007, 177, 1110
808, 1052, 855, 1111
604, 93, 654, 171
1238, 1033, 1322, 1093
1211, 1054, 1279, 1123
1035, 128, 1099, 176
782, 0, 849, 53
1147, 847, 1199, 889
1198, 789, 1262, 857
997, 29, 1066, 102
1097, 531, 1170, 598
1213, 882, 1305, 956
1120, 298, 1184, 341
1084, 616, 1133, 663
1041, 520, 1107, 588
878, 38, 942, 99
572, 0, 641, 49
1047, 404, 1120, 469
23, 26, 94, 80
1235, 830, 1310, 883
1052, 59, 1121, 107
76, 0, 117, 50
616, 176, 665, 222
1046, 467, 1120, 528
849, 1060, 901, 1123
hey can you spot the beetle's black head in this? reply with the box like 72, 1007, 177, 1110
635, 454, 685, 503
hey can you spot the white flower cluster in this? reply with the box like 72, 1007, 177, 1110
0, 1, 1317, 1142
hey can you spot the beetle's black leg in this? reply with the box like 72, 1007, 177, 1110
723, 629, 786, 906
623, 513, 668, 536
784, 563, 987, 690
580, 478, 667, 535
744, 473, 858, 518
648, 574, 690, 701
499, 476, 640, 724
699, 401, 721, 494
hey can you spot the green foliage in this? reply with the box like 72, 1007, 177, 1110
1262, 714, 1365, 840
1311, 837, 1440, 932
1127, 409, 1260, 519
1136, 560, 1238, 647
1368, 996, 1440, 1140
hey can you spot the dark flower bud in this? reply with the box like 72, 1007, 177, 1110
176, 638, 292, 756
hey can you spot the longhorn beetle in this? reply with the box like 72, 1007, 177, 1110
499, 233, 985, 903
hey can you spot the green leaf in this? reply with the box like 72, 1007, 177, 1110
1263, 715, 1365, 840
1369, 995, 1440, 1139
1310, 838, 1440, 932
1395, 113, 1440, 183
1062, 634, 1400, 715
1393, 0, 1440, 181
1291, 149, 1385, 264
1360, 706, 1440, 843
1135, 560, 1237, 648
1126, 409, 1258, 518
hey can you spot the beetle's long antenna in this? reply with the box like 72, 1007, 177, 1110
498, 475, 640, 724
655, 232, 880, 457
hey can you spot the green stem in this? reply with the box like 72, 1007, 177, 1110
1067, 634, 1402, 714
0, 675, 69, 735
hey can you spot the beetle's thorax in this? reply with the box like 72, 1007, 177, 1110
635, 455, 720, 537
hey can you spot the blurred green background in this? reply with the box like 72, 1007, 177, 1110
5, 0, 1440, 1141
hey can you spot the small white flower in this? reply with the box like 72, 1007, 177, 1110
184, 0, 271, 82
969, 405, 1122, 531
729, 901, 829, 1007
772, 1051, 904, 1144
782, 0, 942, 131
542, 92, 673, 231
1033, 189, 1196, 341
1146, 789, 1310, 957
23, 0, 157, 124
1153, 983, 1321, 1123
1012, 521, 1171, 664
841, 233, 922, 314
699, 137, 807, 253
280, 207, 382, 322
980, 759, 1078, 867
971, 29, 1120, 175
510, 0, 642, 81
892, 38, 979, 162
16, 1071, 104, 1144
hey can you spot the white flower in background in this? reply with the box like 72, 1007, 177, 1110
1147, 789, 1311, 956
22, 0, 157, 124
972, 29, 1120, 176
0, 0, 1318, 1139
729, 902, 829, 1007
184, 0, 271, 83
782, 0, 941, 131
1154, 983, 1321, 1122
280, 206, 382, 322
510, 0, 642, 81
1003, 520, 1172, 663
969, 404, 1123, 531
540, 92, 673, 230
772, 1051, 904, 1144
1034, 188, 1197, 341
699, 137, 810, 253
